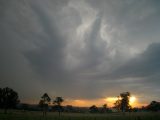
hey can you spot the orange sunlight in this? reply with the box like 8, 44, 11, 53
105, 96, 144, 107
129, 96, 136, 105
64, 99, 107, 107
63, 96, 143, 107
105, 96, 137, 107
23, 96, 146, 108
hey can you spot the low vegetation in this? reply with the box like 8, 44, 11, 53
1, 87, 160, 120
0, 110, 160, 120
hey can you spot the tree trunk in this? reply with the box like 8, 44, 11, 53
43, 107, 47, 117
59, 111, 60, 117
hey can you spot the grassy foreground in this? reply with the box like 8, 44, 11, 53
0, 110, 160, 120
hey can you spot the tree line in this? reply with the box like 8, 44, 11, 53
39, 93, 64, 116
1, 87, 160, 115
0, 87, 20, 113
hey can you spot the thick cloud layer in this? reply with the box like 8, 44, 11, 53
0, 0, 160, 104
105, 43, 160, 79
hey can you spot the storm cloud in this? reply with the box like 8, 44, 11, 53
1, 0, 160, 104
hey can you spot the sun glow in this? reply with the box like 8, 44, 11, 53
104, 97, 120, 107
105, 97, 118, 101
63, 96, 139, 107
64, 99, 108, 107
129, 96, 136, 105
105, 96, 137, 107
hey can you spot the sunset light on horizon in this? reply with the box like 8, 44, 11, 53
60, 96, 144, 108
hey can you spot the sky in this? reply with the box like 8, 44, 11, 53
0, 0, 160, 107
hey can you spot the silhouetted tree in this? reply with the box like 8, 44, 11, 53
0, 87, 19, 114
89, 105, 98, 113
114, 92, 131, 112
53, 97, 64, 116
65, 105, 73, 112
120, 92, 131, 112
0, 88, 2, 107
103, 104, 107, 108
39, 93, 51, 116
101, 104, 108, 113
114, 96, 121, 112
147, 101, 160, 112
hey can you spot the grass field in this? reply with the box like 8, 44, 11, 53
0, 110, 160, 120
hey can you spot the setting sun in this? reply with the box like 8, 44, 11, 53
104, 96, 137, 107
129, 96, 136, 105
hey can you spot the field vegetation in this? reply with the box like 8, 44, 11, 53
1, 87, 160, 120
0, 110, 160, 120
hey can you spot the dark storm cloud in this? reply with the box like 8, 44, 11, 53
105, 43, 160, 79
1, 0, 160, 103
0, 0, 70, 100
24, 1, 65, 77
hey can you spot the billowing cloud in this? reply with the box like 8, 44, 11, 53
106, 43, 160, 79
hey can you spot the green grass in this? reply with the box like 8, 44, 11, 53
0, 110, 160, 120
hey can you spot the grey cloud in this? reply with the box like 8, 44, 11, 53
106, 43, 160, 79
88, 0, 160, 49
0, 0, 70, 99
24, 2, 66, 77
1, 0, 160, 103
76, 12, 107, 72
